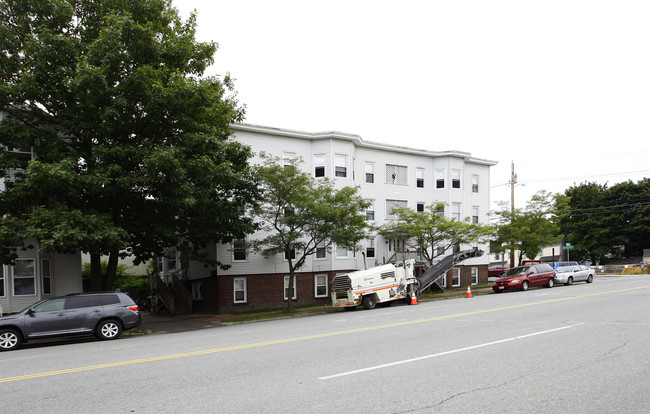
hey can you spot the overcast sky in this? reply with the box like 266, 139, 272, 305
173, 0, 650, 211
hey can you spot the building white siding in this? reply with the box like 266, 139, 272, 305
215, 124, 496, 276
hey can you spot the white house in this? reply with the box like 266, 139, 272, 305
0, 112, 82, 313
160, 124, 497, 313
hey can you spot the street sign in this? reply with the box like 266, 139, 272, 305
563, 243, 574, 250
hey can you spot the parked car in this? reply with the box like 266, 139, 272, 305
488, 265, 510, 277
492, 263, 556, 292
554, 265, 595, 285
0, 292, 141, 351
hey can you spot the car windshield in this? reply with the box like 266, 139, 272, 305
503, 267, 528, 277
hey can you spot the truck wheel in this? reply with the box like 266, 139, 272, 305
362, 296, 377, 310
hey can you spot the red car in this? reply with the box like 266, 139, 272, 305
488, 265, 510, 277
492, 263, 556, 292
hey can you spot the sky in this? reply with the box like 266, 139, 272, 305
173, 0, 650, 211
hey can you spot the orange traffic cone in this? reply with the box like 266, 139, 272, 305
410, 291, 418, 305
466, 284, 473, 298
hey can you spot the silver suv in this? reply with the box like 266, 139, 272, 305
0, 292, 141, 351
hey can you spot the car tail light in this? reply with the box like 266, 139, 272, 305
128, 305, 139, 312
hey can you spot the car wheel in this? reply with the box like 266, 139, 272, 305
96, 319, 122, 340
362, 296, 377, 310
547, 278, 554, 288
566, 276, 573, 286
587, 274, 593, 283
0, 328, 22, 351
521, 281, 529, 291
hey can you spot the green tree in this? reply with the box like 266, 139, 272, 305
377, 203, 493, 266
492, 191, 559, 266
556, 179, 650, 263
252, 154, 369, 311
0, 0, 258, 290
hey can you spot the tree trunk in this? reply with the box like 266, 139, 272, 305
90, 253, 103, 292
103, 250, 119, 291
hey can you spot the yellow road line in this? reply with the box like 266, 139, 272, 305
2, 284, 649, 383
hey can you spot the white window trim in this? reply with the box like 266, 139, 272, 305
366, 238, 376, 258
416, 168, 425, 188
0, 265, 5, 298
234, 277, 247, 303
41, 258, 52, 295
315, 244, 327, 260
471, 267, 479, 285
314, 154, 326, 178
314, 274, 328, 298
366, 199, 375, 221
284, 275, 297, 300
335, 245, 350, 259
232, 238, 248, 262
452, 169, 462, 189
334, 154, 347, 178
435, 169, 446, 189
365, 162, 375, 184
452, 268, 461, 287
12, 258, 36, 297
472, 174, 479, 193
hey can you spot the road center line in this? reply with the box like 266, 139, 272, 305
318, 324, 583, 380
1, 284, 648, 383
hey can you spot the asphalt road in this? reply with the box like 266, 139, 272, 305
2, 275, 650, 413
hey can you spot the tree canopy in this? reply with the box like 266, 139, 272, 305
251, 154, 369, 311
377, 202, 493, 267
492, 190, 559, 266
555, 179, 650, 264
0, 0, 258, 290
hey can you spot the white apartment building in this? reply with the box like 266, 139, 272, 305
177, 124, 497, 313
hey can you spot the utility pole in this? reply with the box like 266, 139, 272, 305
510, 161, 516, 268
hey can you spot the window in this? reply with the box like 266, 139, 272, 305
13, 259, 35, 296
416, 202, 425, 213
9, 146, 33, 170
1, 265, 5, 297
284, 275, 297, 300
284, 248, 296, 260
435, 170, 445, 189
471, 267, 479, 285
192, 282, 203, 300
366, 200, 375, 221
314, 154, 325, 177
42, 259, 52, 295
472, 206, 479, 224
315, 274, 328, 297
334, 155, 347, 178
472, 175, 479, 193
452, 268, 461, 287
315, 243, 327, 259
336, 245, 350, 258
234, 278, 247, 303
283, 151, 296, 168
452, 169, 461, 189
416, 168, 424, 188
165, 250, 178, 271
440, 271, 447, 288
233, 239, 247, 261
386, 164, 408, 185
366, 238, 376, 258
66, 295, 97, 309
386, 199, 407, 219
435, 245, 446, 256
34, 298, 65, 313
452, 203, 461, 220
365, 162, 374, 183
436, 204, 445, 218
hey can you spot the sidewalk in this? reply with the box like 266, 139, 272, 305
137, 287, 494, 335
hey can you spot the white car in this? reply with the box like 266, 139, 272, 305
554, 265, 595, 285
